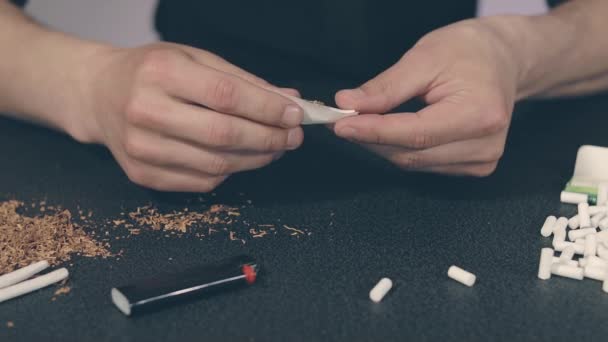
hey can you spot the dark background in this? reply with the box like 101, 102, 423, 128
1, 77, 608, 341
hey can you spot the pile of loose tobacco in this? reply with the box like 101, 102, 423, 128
1, 197, 312, 274
0, 200, 111, 274
122, 204, 240, 233
110, 203, 311, 243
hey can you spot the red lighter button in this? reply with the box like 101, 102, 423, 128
242, 265, 256, 285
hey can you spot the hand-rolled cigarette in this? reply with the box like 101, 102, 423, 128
0, 268, 68, 303
0, 260, 49, 289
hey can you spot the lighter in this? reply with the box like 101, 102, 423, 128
111, 255, 258, 316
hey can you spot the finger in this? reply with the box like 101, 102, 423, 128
127, 99, 304, 152
333, 99, 507, 149
123, 128, 281, 176
360, 132, 506, 168
335, 49, 435, 113
278, 88, 301, 97
177, 45, 272, 87
178, 46, 302, 98
164, 57, 303, 128
118, 156, 228, 193
422, 162, 498, 177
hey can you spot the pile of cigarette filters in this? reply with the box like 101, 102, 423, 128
538, 189, 608, 293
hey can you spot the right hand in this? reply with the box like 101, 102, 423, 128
76, 43, 304, 192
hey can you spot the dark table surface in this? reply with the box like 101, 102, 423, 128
1, 78, 608, 342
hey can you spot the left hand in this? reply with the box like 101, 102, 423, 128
333, 19, 522, 176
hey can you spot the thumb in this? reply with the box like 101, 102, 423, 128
335, 53, 433, 114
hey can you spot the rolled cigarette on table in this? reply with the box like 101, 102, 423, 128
0, 268, 68, 303
0, 260, 49, 289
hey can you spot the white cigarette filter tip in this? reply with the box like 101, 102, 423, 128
540, 216, 557, 237
561, 191, 588, 205
578, 202, 591, 228
551, 264, 584, 280
538, 248, 554, 280
369, 278, 393, 303
447, 266, 476, 287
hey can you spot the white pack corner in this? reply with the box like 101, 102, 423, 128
564, 145, 608, 204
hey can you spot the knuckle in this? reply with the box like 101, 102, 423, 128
361, 77, 392, 96
249, 75, 270, 86
485, 111, 509, 135
125, 94, 169, 129
257, 96, 283, 124
123, 134, 144, 159
205, 119, 237, 148
469, 163, 498, 177
209, 77, 238, 112
124, 94, 150, 126
261, 132, 287, 152
205, 155, 231, 176
266, 155, 278, 166
366, 126, 391, 146
479, 101, 510, 135
395, 153, 425, 170
199, 177, 223, 193
360, 80, 393, 109
138, 48, 182, 84
454, 24, 482, 40
258, 154, 277, 168
197, 182, 215, 193
483, 145, 505, 163
124, 162, 150, 188
123, 133, 156, 163
409, 130, 434, 149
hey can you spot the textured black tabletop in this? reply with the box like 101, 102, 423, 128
1, 78, 608, 341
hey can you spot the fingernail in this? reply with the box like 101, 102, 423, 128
282, 105, 303, 127
336, 126, 358, 139
286, 128, 301, 150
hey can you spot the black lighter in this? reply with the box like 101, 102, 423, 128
111, 255, 258, 316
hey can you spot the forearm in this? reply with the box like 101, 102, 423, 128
479, 0, 608, 99
0, 1, 110, 140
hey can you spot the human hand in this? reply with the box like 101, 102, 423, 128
77, 43, 304, 192
333, 19, 522, 176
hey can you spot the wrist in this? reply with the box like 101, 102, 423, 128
61, 38, 118, 144
2, 24, 114, 144
475, 15, 543, 100
38, 32, 115, 144
478, 14, 578, 100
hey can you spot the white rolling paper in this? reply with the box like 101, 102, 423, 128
0, 268, 68, 303
268, 90, 358, 125
0, 260, 49, 289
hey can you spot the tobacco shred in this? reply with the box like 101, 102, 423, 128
123, 204, 239, 233
53, 286, 71, 296
0, 201, 111, 274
